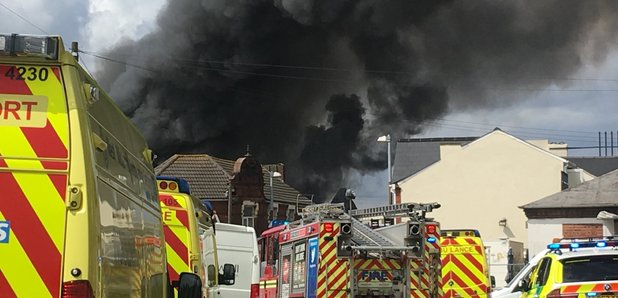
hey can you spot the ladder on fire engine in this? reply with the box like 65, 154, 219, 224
349, 216, 396, 247
349, 202, 441, 221
300, 203, 396, 247
348, 203, 414, 219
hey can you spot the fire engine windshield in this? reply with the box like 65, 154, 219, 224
562, 255, 618, 282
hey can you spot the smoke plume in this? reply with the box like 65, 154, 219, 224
96, 0, 618, 201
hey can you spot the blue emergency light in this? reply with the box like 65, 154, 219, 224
427, 237, 437, 243
269, 220, 289, 228
547, 239, 617, 250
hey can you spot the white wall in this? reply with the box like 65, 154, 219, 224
485, 239, 524, 289
398, 131, 568, 248
527, 217, 616, 257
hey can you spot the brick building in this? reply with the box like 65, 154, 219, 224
154, 152, 312, 235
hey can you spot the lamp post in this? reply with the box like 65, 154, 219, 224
377, 134, 392, 205
268, 171, 282, 221
227, 183, 232, 223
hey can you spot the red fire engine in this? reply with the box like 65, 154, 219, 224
259, 202, 442, 298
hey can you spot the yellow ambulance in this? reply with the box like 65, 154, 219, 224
441, 229, 494, 297
0, 34, 168, 297
157, 176, 236, 297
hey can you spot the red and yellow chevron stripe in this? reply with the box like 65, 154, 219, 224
560, 282, 618, 295
317, 222, 350, 298
409, 258, 428, 298
441, 237, 489, 297
426, 223, 441, 297
160, 193, 192, 282
0, 64, 69, 298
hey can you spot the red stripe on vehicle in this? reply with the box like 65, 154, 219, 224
47, 174, 68, 202
327, 264, 347, 289
0, 65, 32, 94
321, 243, 337, 262
175, 210, 189, 230
51, 67, 61, 82
462, 251, 484, 273
464, 238, 478, 245
0, 270, 17, 298
21, 120, 68, 159
449, 272, 478, 297
450, 256, 484, 288
0, 167, 61, 296
591, 283, 605, 292
163, 226, 189, 264
561, 285, 579, 293
167, 263, 180, 282
159, 194, 181, 207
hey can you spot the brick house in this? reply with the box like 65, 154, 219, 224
154, 152, 312, 235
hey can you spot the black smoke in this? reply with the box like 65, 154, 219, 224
95, 0, 618, 201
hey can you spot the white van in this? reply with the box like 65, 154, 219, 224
491, 250, 547, 298
215, 223, 261, 297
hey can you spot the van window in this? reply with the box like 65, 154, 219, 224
562, 256, 618, 282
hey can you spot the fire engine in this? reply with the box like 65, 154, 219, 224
258, 202, 442, 298
350, 202, 443, 298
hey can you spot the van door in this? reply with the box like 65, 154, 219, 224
0, 63, 69, 297
441, 237, 490, 297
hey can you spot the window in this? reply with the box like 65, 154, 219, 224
561, 171, 568, 190
292, 242, 306, 293
242, 202, 257, 227
562, 255, 618, 282
286, 206, 296, 221
534, 258, 552, 287
271, 203, 279, 221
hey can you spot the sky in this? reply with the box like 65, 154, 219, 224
2, 0, 618, 208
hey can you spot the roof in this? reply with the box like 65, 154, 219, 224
521, 169, 618, 209
155, 154, 230, 199
567, 156, 618, 176
155, 154, 312, 205
392, 137, 478, 183
392, 129, 571, 183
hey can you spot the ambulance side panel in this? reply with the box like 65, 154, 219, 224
84, 65, 165, 297
0, 45, 165, 297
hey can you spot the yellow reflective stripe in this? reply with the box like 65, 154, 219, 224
0, 130, 65, 251
0, 126, 36, 159
165, 242, 190, 275
327, 261, 348, 290
11, 171, 65, 251
23, 66, 69, 150
0, 211, 51, 297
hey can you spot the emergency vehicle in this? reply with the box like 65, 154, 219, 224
521, 238, 618, 297
259, 202, 442, 298
352, 202, 443, 298
0, 34, 167, 297
157, 176, 236, 297
440, 229, 492, 297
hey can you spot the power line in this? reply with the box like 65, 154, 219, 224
80, 50, 618, 84
83, 52, 618, 92
0, 2, 49, 35
432, 118, 597, 135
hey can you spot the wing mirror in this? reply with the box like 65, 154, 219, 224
219, 263, 236, 286
517, 278, 531, 292
177, 272, 202, 298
